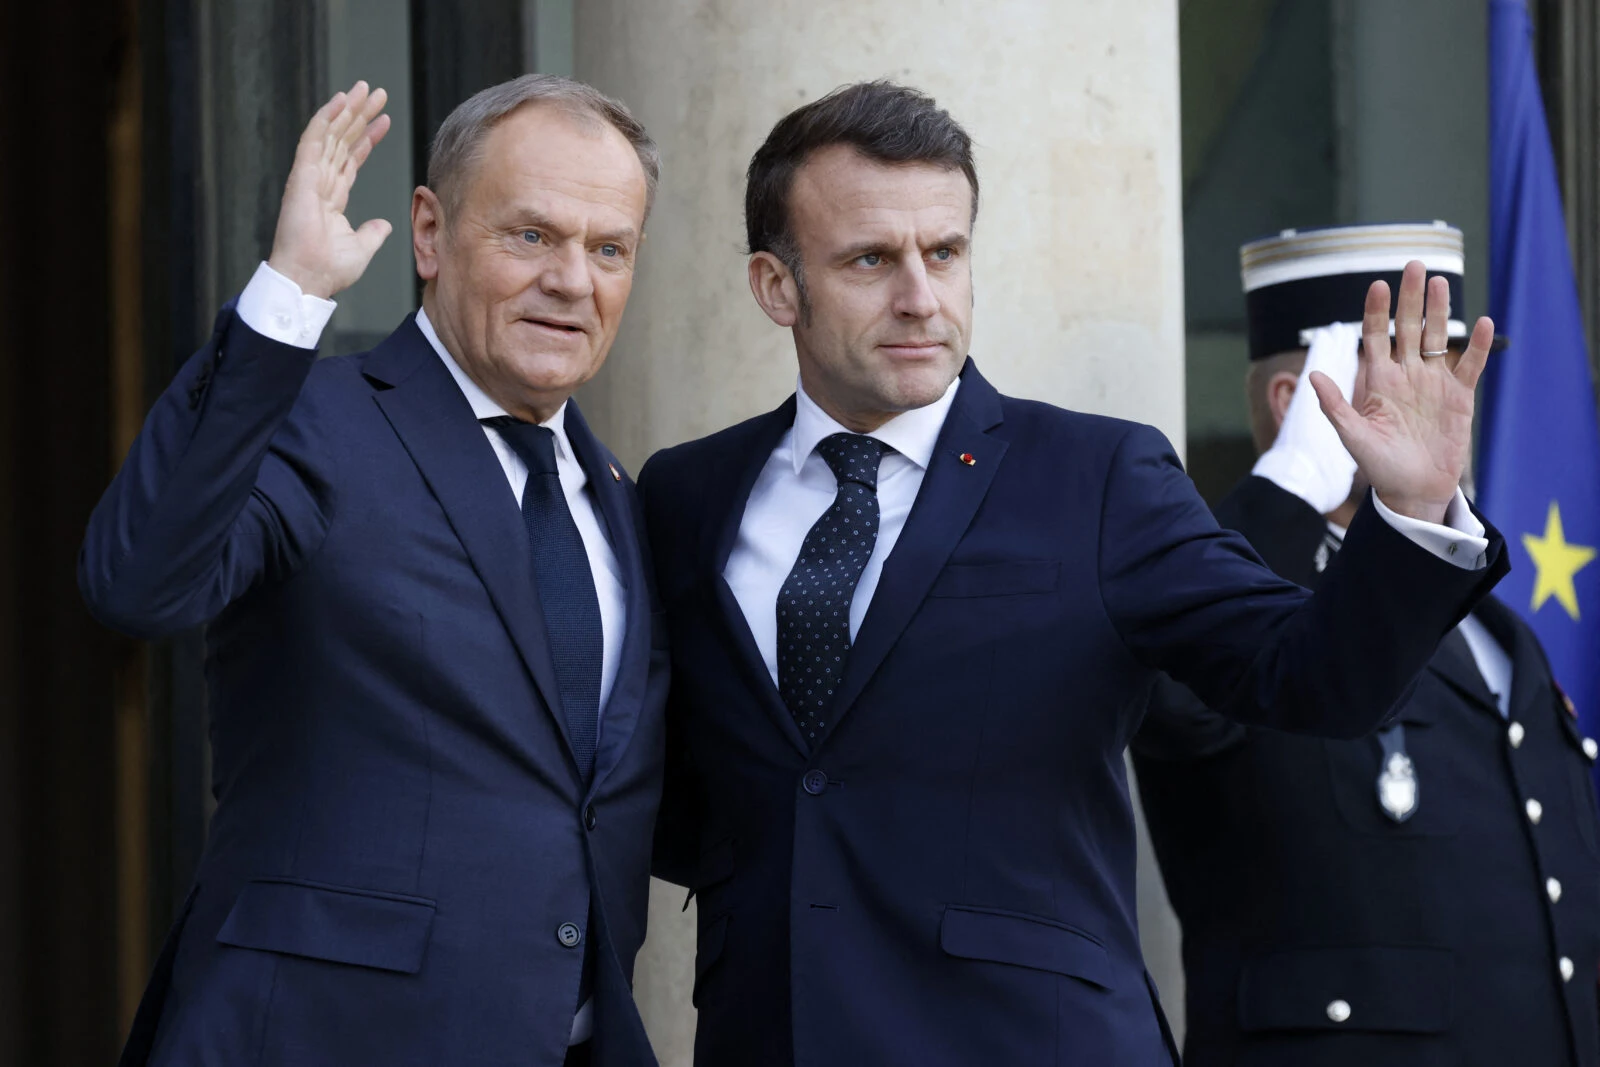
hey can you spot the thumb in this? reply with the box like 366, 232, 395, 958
1309, 369, 1360, 445
353, 218, 393, 262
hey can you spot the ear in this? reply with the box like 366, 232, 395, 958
748, 251, 802, 328
1267, 370, 1300, 433
412, 186, 444, 282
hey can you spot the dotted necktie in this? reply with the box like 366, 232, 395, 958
777, 432, 891, 748
482, 417, 602, 781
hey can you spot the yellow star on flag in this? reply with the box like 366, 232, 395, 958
1522, 500, 1597, 621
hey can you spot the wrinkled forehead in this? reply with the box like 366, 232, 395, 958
466, 105, 648, 226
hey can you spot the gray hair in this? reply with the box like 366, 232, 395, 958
426, 73, 661, 224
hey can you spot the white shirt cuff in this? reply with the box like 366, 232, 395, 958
235, 261, 337, 350
1371, 487, 1489, 570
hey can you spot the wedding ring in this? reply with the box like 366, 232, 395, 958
1419, 348, 1450, 357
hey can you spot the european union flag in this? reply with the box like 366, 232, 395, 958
1480, 0, 1600, 784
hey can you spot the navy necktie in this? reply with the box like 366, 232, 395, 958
483, 417, 602, 780
777, 432, 891, 748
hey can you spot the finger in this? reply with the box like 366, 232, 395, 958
296, 91, 346, 165
324, 81, 370, 160
1309, 369, 1363, 446
1393, 260, 1426, 363
1452, 316, 1495, 391
353, 218, 394, 263
1421, 274, 1450, 356
348, 113, 391, 171
1362, 279, 1392, 364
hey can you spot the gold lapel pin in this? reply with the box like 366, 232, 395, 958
959, 452, 976, 466
608, 462, 623, 482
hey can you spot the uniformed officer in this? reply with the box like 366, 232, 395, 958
1134, 221, 1600, 1067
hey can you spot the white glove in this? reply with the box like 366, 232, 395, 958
1252, 321, 1360, 515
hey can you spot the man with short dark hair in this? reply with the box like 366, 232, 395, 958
1133, 223, 1600, 1067
642, 83, 1507, 1065
82, 75, 665, 1067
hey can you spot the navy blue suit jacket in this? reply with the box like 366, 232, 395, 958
639, 361, 1507, 1067
81, 309, 667, 1067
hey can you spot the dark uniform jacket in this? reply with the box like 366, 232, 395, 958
1135, 474, 1600, 1067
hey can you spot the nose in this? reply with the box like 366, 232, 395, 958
537, 241, 594, 303
892, 259, 940, 320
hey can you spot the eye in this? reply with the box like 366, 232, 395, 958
599, 243, 621, 258
931, 247, 954, 261
521, 230, 542, 245
855, 253, 882, 267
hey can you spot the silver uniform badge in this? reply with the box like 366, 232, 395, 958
1377, 751, 1419, 822
1375, 723, 1418, 822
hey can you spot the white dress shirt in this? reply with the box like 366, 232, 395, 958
727, 377, 1492, 685
236, 262, 617, 1045
723, 376, 959, 685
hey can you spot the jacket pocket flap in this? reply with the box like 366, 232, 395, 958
1238, 946, 1453, 1034
929, 561, 1059, 598
217, 878, 436, 975
940, 905, 1113, 989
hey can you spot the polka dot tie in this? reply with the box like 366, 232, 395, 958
777, 433, 891, 748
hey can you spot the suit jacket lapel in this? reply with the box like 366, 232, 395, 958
1475, 595, 1544, 724
364, 319, 577, 766
563, 401, 652, 788
821, 362, 1008, 743
1427, 625, 1502, 717
706, 398, 812, 757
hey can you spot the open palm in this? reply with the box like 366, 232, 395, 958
1309, 261, 1494, 524
266, 81, 393, 300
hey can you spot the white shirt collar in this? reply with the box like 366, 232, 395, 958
416, 306, 572, 460
790, 375, 961, 475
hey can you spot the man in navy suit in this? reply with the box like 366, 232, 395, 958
81, 76, 666, 1066
640, 82, 1508, 1065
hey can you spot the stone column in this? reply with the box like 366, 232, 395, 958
575, 3, 1187, 1061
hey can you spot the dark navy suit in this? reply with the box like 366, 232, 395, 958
1135, 475, 1600, 1067
81, 309, 667, 1067
639, 361, 1506, 1067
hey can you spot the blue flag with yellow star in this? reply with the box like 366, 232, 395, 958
1480, 0, 1600, 785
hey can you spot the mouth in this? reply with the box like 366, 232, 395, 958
876, 341, 946, 358
519, 317, 587, 337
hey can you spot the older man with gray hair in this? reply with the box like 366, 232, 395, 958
82, 75, 665, 1067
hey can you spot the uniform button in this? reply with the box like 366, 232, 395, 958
1326, 999, 1351, 1023
1508, 722, 1525, 748
1548, 877, 1563, 903
1585, 738, 1598, 761
1560, 956, 1575, 982
803, 769, 828, 796
584, 805, 597, 831
557, 922, 583, 948
1527, 798, 1544, 824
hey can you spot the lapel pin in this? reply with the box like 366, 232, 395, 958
608, 462, 623, 482
959, 452, 976, 466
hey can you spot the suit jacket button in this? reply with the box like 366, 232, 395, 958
584, 805, 597, 831
557, 922, 583, 948
803, 769, 828, 795
1508, 721, 1525, 748
1326, 999, 1351, 1023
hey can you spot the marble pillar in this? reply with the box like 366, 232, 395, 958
574, 3, 1187, 1061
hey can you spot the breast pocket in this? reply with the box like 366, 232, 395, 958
928, 561, 1060, 599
